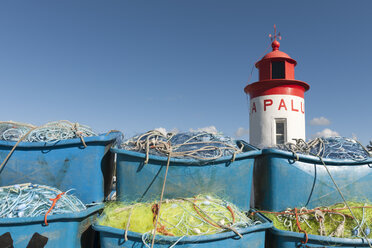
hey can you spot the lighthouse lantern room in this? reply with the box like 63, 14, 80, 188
244, 26, 310, 148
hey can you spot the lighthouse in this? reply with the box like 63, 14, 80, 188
244, 26, 310, 148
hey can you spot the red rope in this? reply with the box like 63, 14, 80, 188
151, 203, 174, 236
227, 205, 235, 223
294, 208, 308, 245
44, 192, 65, 226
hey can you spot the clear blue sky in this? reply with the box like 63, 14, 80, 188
0, 1, 371, 145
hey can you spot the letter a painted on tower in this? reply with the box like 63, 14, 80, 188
278, 99, 287, 111
252, 102, 257, 113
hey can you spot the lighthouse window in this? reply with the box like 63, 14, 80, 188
272, 61, 285, 79
275, 119, 287, 145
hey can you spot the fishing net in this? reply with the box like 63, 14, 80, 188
367, 141, 372, 152
0, 183, 86, 218
0, 120, 97, 142
258, 202, 372, 239
118, 129, 242, 160
0, 121, 34, 142
98, 195, 261, 237
277, 137, 371, 161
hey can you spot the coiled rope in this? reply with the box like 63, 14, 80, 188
0, 183, 86, 220
279, 137, 370, 161
0, 120, 97, 174
0, 120, 96, 143
120, 130, 243, 163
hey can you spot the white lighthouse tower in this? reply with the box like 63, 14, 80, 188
244, 27, 310, 148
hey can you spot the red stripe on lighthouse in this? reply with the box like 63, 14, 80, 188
244, 80, 309, 99
249, 85, 305, 98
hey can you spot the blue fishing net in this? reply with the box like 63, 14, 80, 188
367, 141, 372, 152
119, 130, 242, 160
0, 184, 86, 218
0, 122, 33, 141
277, 137, 370, 161
0, 121, 97, 142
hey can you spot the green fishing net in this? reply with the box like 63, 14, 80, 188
261, 202, 372, 239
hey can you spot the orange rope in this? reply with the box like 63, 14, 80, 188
151, 203, 158, 224
227, 205, 235, 223
151, 203, 174, 236
294, 208, 308, 245
44, 192, 65, 226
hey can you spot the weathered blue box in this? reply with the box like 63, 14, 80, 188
267, 225, 372, 248
0, 204, 102, 248
113, 146, 261, 210
254, 148, 372, 211
93, 211, 272, 248
0, 132, 121, 204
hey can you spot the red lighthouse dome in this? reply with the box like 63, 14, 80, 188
245, 37, 309, 99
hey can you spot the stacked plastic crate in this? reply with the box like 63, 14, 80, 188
0, 121, 121, 248
93, 130, 273, 248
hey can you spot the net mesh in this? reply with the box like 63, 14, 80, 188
0, 120, 97, 142
277, 137, 370, 161
261, 202, 372, 239
118, 129, 242, 161
98, 195, 260, 237
0, 183, 86, 218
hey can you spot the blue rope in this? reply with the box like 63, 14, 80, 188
0, 184, 86, 218
0, 121, 97, 143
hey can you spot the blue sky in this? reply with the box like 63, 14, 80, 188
0, 1, 371, 145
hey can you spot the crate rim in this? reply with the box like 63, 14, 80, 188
0, 204, 103, 225
268, 223, 372, 245
111, 148, 262, 165
93, 211, 272, 243
261, 148, 372, 165
259, 210, 372, 245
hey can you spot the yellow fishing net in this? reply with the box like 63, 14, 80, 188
98, 195, 258, 236
259, 202, 372, 239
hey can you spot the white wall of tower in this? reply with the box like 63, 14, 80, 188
249, 94, 305, 148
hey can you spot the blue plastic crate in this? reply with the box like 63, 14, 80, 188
0, 132, 121, 204
0, 204, 102, 248
253, 148, 372, 211
266, 225, 372, 247
112, 146, 261, 210
92, 211, 272, 248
